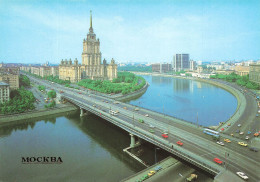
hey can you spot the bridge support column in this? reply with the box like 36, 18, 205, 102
130, 133, 135, 148
80, 108, 84, 117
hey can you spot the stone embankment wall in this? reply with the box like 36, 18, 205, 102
0, 105, 77, 124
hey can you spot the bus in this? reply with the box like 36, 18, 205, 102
203, 129, 219, 138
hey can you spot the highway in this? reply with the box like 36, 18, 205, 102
25, 74, 260, 182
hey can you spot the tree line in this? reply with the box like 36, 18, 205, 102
0, 87, 35, 114
210, 73, 259, 90
77, 72, 146, 95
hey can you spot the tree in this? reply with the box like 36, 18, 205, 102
48, 90, 56, 98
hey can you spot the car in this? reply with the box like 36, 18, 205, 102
114, 101, 119, 104
240, 132, 244, 135
154, 166, 162, 171
245, 136, 250, 140
176, 141, 183, 146
115, 110, 119, 114
123, 107, 127, 110
105, 101, 108, 103
254, 132, 259, 137
149, 129, 154, 133
92, 104, 96, 107
256, 114, 259, 117
139, 119, 144, 123
227, 123, 231, 126
221, 128, 224, 131
216, 141, 224, 146
148, 170, 156, 177
236, 129, 240, 133
145, 114, 149, 117
149, 124, 155, 128
238, 142, 248, 147
134, 108, 139, 111
224, 139, 231, 143
249, 147, 259, 152
238, 124, 241, 127
162, 134, 168, 138
230, 133, 234, 136
78, 92, 82, 94
59, 90, 64, 93
236, 172, 249, 180
247, 131, 252, 134
213, 158, 223, 164
141, 175, 149, 180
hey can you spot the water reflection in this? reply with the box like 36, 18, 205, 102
173, 78, 190, 93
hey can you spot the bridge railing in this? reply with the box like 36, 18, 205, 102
63, 95, 222, 175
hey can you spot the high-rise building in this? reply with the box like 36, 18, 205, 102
59, 11, 117, 82
189, 60, 196, 71
172, 54, 190, 72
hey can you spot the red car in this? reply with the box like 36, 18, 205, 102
221, 128, 224, 131
176, 141, 183, 146
214, 158, 223, 164
78, 92, 82, 94
162, 134, 168, 138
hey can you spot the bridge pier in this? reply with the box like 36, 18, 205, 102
80, 108, 84, 117
130, 133, 136, 148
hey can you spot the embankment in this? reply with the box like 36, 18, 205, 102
0, 105, 77, 125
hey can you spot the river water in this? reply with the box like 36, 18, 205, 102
0, 75, 237, 181
128, 75, 237, 127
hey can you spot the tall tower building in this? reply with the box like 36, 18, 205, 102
172, 54, 190, 72
82, 11, 101, 66
59, 11, 117, 82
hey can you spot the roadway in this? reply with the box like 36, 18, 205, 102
24, 73, 260, 182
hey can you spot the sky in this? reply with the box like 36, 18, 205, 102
0, 0, 260, 64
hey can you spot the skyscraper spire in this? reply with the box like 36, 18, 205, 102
90, 10, 92, 28
89, 10, 93, 33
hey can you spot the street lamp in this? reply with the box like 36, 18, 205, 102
154, 147, 160, 164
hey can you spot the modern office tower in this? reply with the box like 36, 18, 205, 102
172, 54, 190, 72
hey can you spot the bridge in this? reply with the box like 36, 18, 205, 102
26, 74, 260, 182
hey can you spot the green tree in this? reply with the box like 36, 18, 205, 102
48, 90, 56, 98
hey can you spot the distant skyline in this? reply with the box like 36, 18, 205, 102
0, 0, 259, 64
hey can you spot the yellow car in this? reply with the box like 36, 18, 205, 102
238, 142, 248, 147
224, 139, 231, 143
148, 170, 156, 177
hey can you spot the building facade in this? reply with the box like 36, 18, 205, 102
0, 82, 10, 103
0, 66, 19, 90
152, 63, 172, 73
234, 65, 249, 76
173, 54, 190, 72
249, 64, 260, 85
189, 60, 196, 71
59, 11, 117, 82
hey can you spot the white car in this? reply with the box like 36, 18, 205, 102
216, 141, 225, 146
245, 136, 250, 140
145, 114, 149, 117
236, 172, 249, 180
149, 124, 155, 128
238, 124, 241, 127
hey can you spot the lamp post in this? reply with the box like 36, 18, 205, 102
155, 147, 160, 164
